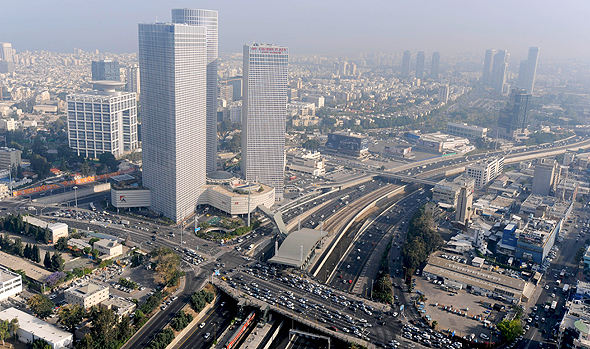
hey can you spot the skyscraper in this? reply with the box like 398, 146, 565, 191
139, 22, 207, 222
401, 51, 411, 78
532, 158, 558, 196
126, 64, 140, 95
430, 52, 440, 80
517, 60, 528, 89
482, 49, 496, 85
491, 50, 508, 93
0, 43, 13, 62
242, 44, 288, 200
438, 84, 450, 104
456, 185, 474, 224
523, 47, 539, 94
415, 51, 425, 79
172, 9, 219, 173
91, 59, 120, 81
496, 88, 531, 137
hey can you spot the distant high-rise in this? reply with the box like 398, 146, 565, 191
415, 51, 425, 79
517, 60, 528, 89
491, 50, 508, 93
338, 61, 349, 76
401, 51, 411, 78
224, 77, 242, 101
523, 47, 539, 94
126, 64, 140, 95
430, 52, 440, 80
438, 84, 450, 104
139, 22, 207, 222
0, 43, 13, 62
482, 49, 496, 85
497, 88, 531, 136
242, 44, 289, 200
91, 59, 120, 81
172, 9, 219, 173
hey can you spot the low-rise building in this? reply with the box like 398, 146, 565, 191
0, 147, 21, 170
22, 216, 68, 244
100, 298, 137, 320
515, 217, 562, 264
446, 122, 488, 139
0, 307, 73, 349
286, 150, 326, 176
68, 238, 91, 251
0, 268, 22, 301
93, 239, 123, 259
558, 300, 590, 349
64, 283, 109, 309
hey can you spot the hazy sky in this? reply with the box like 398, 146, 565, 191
3, 0, 589, 60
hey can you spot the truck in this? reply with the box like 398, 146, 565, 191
563, 284, 570, 293
551, 301, 557, 311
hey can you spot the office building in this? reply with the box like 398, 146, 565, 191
456, 185, 474, 224
126, 64, 140, 95
67, 81, 138, 158
0, 147, 21, 170
64, 283, 109, 309
0, 43, 13, 62
523, 47, 540, 94
438, 84, 450, 104
91, 59, 120, 81
401, 51, 411, 78
0, 60, 14, 74
491, 50, 508, 93
224, 77, 243, 101
326, 132, 369, 157
0, 268, 22, 301
432, 175, 475, 207
496, 88, 532, 139
338, 61, 349, 76
532, 158, 559, 196
415, 51, 425, 79
0, 308, 73, 349
242, 44, 289, 200
172, 8, 219, 173
446, 122, 487, 139
517, 60, 528, 90
218, 84, 233, 104
93, 239, 123, 259
139, 22, 207, 222
465, 156, 504, 189
482, 49, 496, 86
286, 150, 326, 176
430, 52, 440, 80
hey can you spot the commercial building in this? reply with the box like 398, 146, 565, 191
401, 51, 411, 78
286, 150, 326, 176
446, 122, 487, 139
430, 52, 440, 80
0, 43, 13, 62
126, 64, 140, 95
532, 158, 559, 196
269, 228, 327, 269
101, 298, 137, 321
491, 50, 508, 94
91, 59, 120, 81
111, 188, 151, 209
432, 176, 475, 207
0, 307, 73, 349
172, 8, 219, 173
482, 49, 496, 86
64, 282, 109, 309
415, 51, 425, 79
23, 216, 68, 244
456, 185, 474, 224
465, 156, 504, 189
495, 89, 532, 140
414, 132, 470, 153
519, 47, 540, 94
422, 253, 534, 304
242, 43, 289, 201
0, 147, 21, 170
222, 77, 242, 101
93, 239, 123, 259
66, 81, 139, 158
519, 194, 573, 220
139, 21, 207, 222
325, 132, 369, 157
514, 217, 562, 264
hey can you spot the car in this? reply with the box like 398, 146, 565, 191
551, 293, 556, 298
545, 285, 549, 290
480, 333, 489, 340
199, 322, 206, 328
330, 325, 338, 331
203, 333, 210, 339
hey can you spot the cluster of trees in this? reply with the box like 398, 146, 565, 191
1, 214, 52, 244
302, 139, 320, 150
197, 219, 261, 242
31, 339, 52, 349
43, 250, 65, 272
524, 131, 574, 146
76, 306, 134, 349
0, 318, 19, 346
27, 294, 55, 319
150, 247, 181, 286
497, 319, 523, 342
372, 274, 393, 304
139, 290, 165, 316
190, 289, 214, 312
170, 310, 193, 331
119, 278, 138, 290
402, 207, 444, 282
147, 328, 174, 349
221, 133, 241, 153
0, 232, 42, 263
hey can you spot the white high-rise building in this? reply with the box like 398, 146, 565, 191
0, 43, 13, 62
139, 22, 207, 222
242, 44, 289, 200
66, 81, 138, 158
172, 9, 218, 173
126, 64, 140, 95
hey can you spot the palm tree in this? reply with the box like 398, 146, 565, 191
432, 320, 438, 330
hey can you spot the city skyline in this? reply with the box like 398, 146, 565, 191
1, 1, 588, 59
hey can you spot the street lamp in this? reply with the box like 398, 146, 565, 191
73, 186, 78, 210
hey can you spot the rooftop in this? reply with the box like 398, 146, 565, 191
0, 307, 72, 344
93, 239, 120, 249
207, 171, 236, 181
269, 228, 327, 268
0, 250, 51, 283
65, 282, 107, 297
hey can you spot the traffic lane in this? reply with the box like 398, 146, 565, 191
177, 296, 236, 349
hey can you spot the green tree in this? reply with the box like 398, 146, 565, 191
58, 304, 85, 333
31, 338, 52, 349
80, 161, 92, 177
51, 252, 65, 271
302, 139, 320, 150
0, 319, 9, 346
30, 154, 52, 178
497, 319, 524, 342
33, 245, 41, 263
24, 243, 31, 259
43, 251, 51, 269
89, 238, 100, 245
12, 237, 24, 257
117, 315, 133, 341
27, 294, 55, 319
99, 152, 118, 172
55, 237, 69, 251
83, 247, 91, 255
77, 334, 96, 349
89, 306, 117, 349
91, 249, 100, 260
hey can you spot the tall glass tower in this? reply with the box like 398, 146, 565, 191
401, 51, 411, 78
415, 51, 425, 79
430, 52, 440, 80
242, 44, 288, 200
524, 47, 539, 94
139, 22, 207, 222
172, 9, 219, 173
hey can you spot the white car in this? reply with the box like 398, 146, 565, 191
199, 322, 206, 328
480, 333, 489, 340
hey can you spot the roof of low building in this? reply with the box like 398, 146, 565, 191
269, 228, 327, 268
0, 307, 72, 344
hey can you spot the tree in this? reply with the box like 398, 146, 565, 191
30, 154, 52, 178
43, 251, 51, 269
80, 162, 92, 177
51, 252, 65, 271
33, 245, 41, 263
58, 304, 84, 333
43, 227, 51, 244
497, 319, 524, 342
99, 152, 118, 172
55, 237, 69, 251
31, 338, 51, 349
24, 243, 31, 259
302, 139, 320, 150
91, 249, 100, 260
77, 334, 96, 349
9, 318, 18, 341
0, 319, 9, 346
27, 294, 55, 319
12, 237, 24, 257
89, 306, 117, 349
83, 247, 91, 255
117, 315, 133, 341
89, 238, 100, 245
431, 320, 438, 330
150, 247, 180, 285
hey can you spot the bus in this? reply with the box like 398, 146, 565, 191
89, 202, 96, 211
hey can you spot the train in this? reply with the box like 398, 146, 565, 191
224, 311, 256, 349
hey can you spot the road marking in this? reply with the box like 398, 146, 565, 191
174, 303, 222, 349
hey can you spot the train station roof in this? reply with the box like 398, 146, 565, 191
269, 228, 326, 268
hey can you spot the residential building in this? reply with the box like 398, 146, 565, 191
0, 147, 21, 170
438, 84, 449, 104
0, 307, 73, 349
64, 283, 109, 309
532, 158, 559, 196
415, 51, 425, 79
91, 59, 120, 81
491, 50, 508, 93
432, 175, 475, 207
0, 118, 16, 131
139, 22, 207, 222
66, 81, 138, 158
92, 239, 123, 259
241, 43, 289, 200
172, 8, 219, 173
430, 52, 440, 80
218, 84, 233, 104
482, 49, 496, 86
0, 268, 22, 301
465, 156, 504, 189
0, 43, 13, 62
126, 64, 140, 96
223, 77, 242, 101
446, 122, 487, 139
401, 51, 411, 78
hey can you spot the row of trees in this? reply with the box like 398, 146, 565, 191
76, 306, 134, 349
190, 289, 215, 312
147, 328, 174, 349
401, 207, 444, 282
0, 232, 42, 262
170, 310, 193, 331
1, 214, 52, 244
